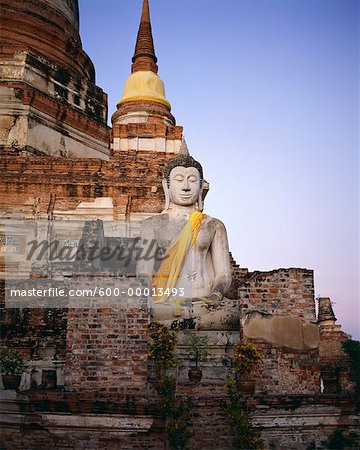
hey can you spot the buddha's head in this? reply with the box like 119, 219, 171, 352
163, 154, 204, 211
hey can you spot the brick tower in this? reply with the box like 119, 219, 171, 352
0, 0, 110, 158
111, 0, 183, 154
0, 0, 184, 223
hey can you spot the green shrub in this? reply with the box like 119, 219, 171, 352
224, 340, 264, 449
148, 323, 192, 449
147, 322, 178, 377
342, 339, 360, 389
0, 349, 25, 375
323, 428, 359, 449
232, 340, 261, 374
225, 379, 264, 450
223, 340, 261, 376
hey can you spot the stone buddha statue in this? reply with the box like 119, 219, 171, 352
137, 144, 239, 330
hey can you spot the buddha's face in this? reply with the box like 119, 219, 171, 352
169, 166, 201, 206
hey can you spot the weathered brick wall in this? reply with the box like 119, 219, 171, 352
1, 0, 95, 82
65, 277, 149, 398
318, 324, 354, 394
0, 150, 178, 219
0, 281, 67, 357
1, 390, 358, 450
239, 268, 316, 322
182, 397, 235, 449
112, 112, 181, 135
319, 324, 348, 359
176, 333, 320, 396
0, 277, 68, 390
253, 342, 320, 395
230, 268, 321, 395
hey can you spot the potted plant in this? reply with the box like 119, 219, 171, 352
184, 332, 209, 383
224, 340, 261, 394
0, 348, 25, 390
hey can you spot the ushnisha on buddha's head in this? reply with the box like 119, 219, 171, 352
162, 154, 204, 211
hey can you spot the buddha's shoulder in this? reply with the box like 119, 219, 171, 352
203, 215, 227, 231
141, 213, 169, 228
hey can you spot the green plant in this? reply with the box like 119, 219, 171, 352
147, 322, 178, 377
225, 378, 264, 449
321, 428, 359, 449
232, 340, 261, 375
156, 375, 192, 450
223, 340, 263, 449
184, 333, 209, 370
157, 375, 177, 415
166, 396, 193, 450
0, 348, 25, 375
148, 323, 192, 450
342, 339, 360, 390
223, 340, 261, 377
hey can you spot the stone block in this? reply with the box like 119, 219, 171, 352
244, 310, 320, 351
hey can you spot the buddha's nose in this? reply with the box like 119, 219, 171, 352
183, 180, 190, 191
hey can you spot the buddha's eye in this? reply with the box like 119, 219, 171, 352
188, 176, 198, 183
173, 176, 184, 182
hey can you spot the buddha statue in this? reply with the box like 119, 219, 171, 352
137, 143, 239, 330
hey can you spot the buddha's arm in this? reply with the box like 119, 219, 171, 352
210, 220, 232, 298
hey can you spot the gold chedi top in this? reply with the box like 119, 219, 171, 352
118, 70, 171, 109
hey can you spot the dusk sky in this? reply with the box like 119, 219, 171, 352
78, 0, 359, 339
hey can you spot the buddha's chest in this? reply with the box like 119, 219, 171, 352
153, 218, 214, 251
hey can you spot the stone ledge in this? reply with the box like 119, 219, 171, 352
251, 408, 357, 428
43, 413, 153, 434
0, 392, 154, 435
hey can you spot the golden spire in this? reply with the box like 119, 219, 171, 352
117, 0, 171, 111
131, 0, 158, 73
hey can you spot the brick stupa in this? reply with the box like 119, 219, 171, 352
0, 1, 357, 449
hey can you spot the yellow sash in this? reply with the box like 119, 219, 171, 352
152, 210, 206, 303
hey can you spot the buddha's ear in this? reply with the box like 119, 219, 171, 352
197, 181, 204, 212
162, 178, 170, 210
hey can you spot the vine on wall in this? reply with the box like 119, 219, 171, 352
148, 322, 193, 450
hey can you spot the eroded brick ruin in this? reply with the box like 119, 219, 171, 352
0, 1, 358, 449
